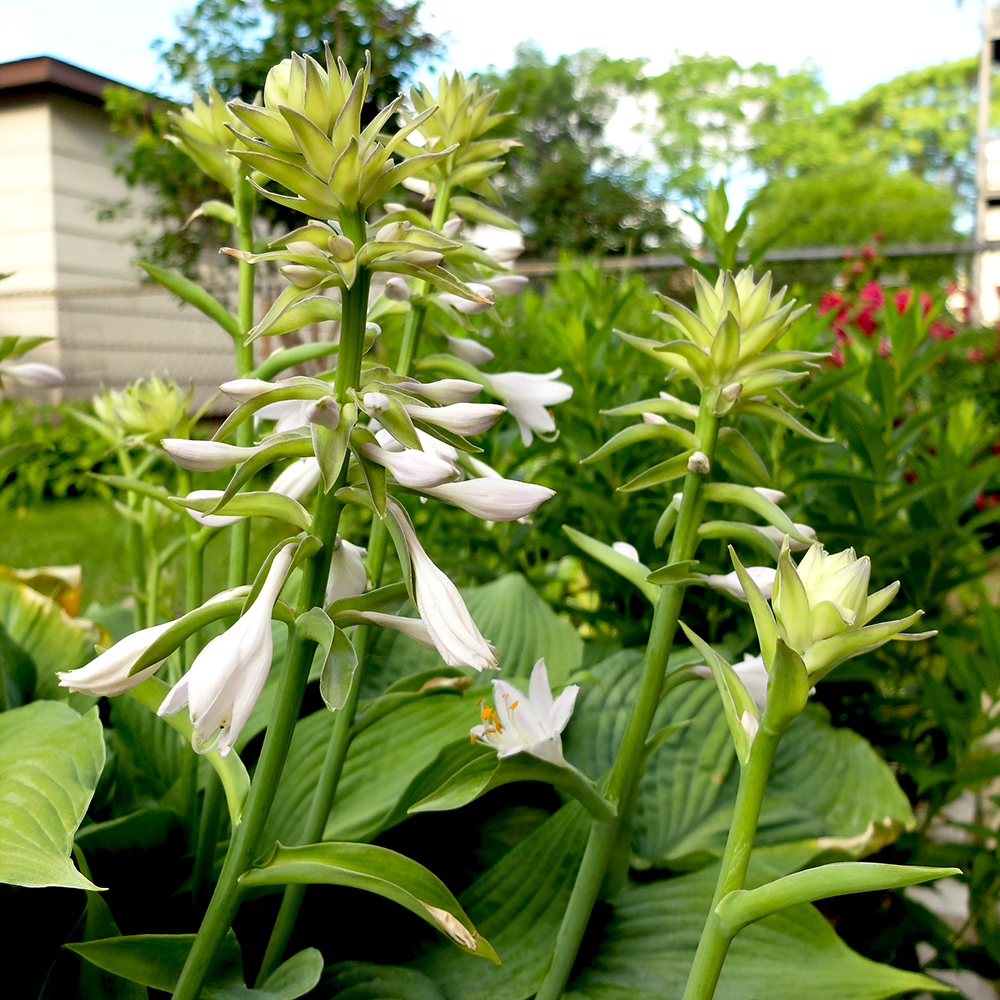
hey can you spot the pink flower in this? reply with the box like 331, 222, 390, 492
919, 291, 933, 317
967, 347, 986, 363
878, 336, 892, 358
893, 289, 911, 314
855, 306, 877, 337
859, 282, 884, 309
818, 292, 845, 317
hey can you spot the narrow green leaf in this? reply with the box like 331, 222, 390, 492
240, 842, 499, 964
717, 862, 961, 935
619, 451, 696, 493
563, 525, 659, 602
314, 409, 354, 495
584, 422, 700, 465
736, 400, 834, 443
698, 521, 780, 560
91, 474, 186, 515
601, 395, 699, 422
138, 261, 240, 341
174, 491, 312, 531
213, 433, 315, 510
0, 701, 105, 890
645, 559, 701, 586
320, 624, 359, 712
702, 483, 812, 544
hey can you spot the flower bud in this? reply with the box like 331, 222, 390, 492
0, 361, 64, 388
384, 277, 412, 301
405, 402, 505, 436
328, 234, 356, 261
446, 335, 494, 365
688, 451, 711, 474
306, 395, 340, 430
362, 392, 390, 416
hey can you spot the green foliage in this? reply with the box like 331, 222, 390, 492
478, 45, 676, 256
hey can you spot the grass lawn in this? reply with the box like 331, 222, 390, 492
0, 497, 293, 613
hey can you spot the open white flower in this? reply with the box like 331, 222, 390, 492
471, 659, 578, 765
484, 369, 573, 446
362, 442, 459, 489
326, 536, 368, 605
374, 428, 460, 470
157, 545, 294, 755
405, 402, 506, 436
423, 478, 555, 521
386, 498, 497, 671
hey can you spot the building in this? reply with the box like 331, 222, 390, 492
0, 56, 238, 403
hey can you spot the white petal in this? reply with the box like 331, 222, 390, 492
612, 541, 640, 563
162, 438, 259, 471
397, 378, 482, 405
362, 442, 458, 489
423, 479, 554, 521
269, 457, 321, 500
446, 335, 494, 365
405, 402, 506, 436
183, 489, 244, 527
1, 361, 64, 387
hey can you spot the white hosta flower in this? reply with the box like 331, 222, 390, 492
612, 541, 641, 562
158, 546, 294, 755
405, 402, 506, 436
255, 399, 311, 433
485, 244, 524, 264
387, 498, 497, 671
484, 369, 574, 446
688, 451, 711, 474
362, 442, 459, 489
483, 275, 529, 297
56, 587, 250, 697
693, 653, 769, 713
446, 335, 494, 365
362, 392, 391, 417
397, 378, 482, 405
162, 438, 260, 471
440, 218, 464, 240
347, 611, 436, 650
0, 361, 64, 388
423, 479, 555, 521
754, 523, 817, 552
755, 487, 787, 504
471, 659, 578, 765
183, 457, 322, 527
326, 536, 368, 605
440, 283, 495, 315
57, 620, 174, 697
705, 566, 776, 602
384, 277, 411, 301
643, 413, 668, 426
305, 396, 340, 430
464, 455, 502, 479
375, 427, 459, 470
219, 378, 276, 402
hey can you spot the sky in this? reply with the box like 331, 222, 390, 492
0, 0, 983, 105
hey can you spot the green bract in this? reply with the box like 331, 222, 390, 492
167, 85, 245, 191
227, 50, 456, 218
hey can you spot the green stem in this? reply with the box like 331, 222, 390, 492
535, 392, 720, 1000
681, 727, 782, 1000
193, 772, 225, 911
170, 486, 347, 1000
229, 173, 256, 589
256, 209, 433, 974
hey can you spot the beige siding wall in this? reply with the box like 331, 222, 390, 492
0, 91, 240, 404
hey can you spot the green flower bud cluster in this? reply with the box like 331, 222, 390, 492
226, 50, 456, 222
167, 85, 244, 192
619, 269, 823, 411
93, 375, 193, 443
397, 73, 520, 228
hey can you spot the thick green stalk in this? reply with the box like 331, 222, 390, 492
228, 173, 256, 589
256, 199, 432, 974
170, 485, 347, 1000
535, 393, 720, 1000
193, 771, 225, 910
681, 727, 782, 1000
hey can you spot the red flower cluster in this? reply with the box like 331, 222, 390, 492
975, 492, 1000, 511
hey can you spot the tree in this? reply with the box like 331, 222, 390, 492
479, 45, 676, 257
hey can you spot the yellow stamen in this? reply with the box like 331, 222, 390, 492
509, 700, 519, 710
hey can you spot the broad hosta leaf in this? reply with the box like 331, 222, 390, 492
263, 694, 475, 847
68, 933, 322, 999
562, 652, 914, 871
0, 579, 101, 700
240, 842, 498, 963
366, 573, 582, 692
568, 848, 950, 1000
108, 693, 185, 803
414, 802, 590, 1000
320, 962, 447, 999
0, 700, 105, 889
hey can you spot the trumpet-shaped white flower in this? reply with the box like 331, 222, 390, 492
484, 369, 574, 446
423, 479, 555, 521
162, 438, 260, 471
386, 498, 497, 671
705, 566, 776, 602
255, 399, 311, 433
57, 621, 174, 697
1, 361, 64, 388
375, 428, 460, 470
397, 378, 482, 405
471, 659, 578, 765
362, 442, 459, 489
157, 546, 294, 755
183, 457, 321, 527
446, 335, 494, 365
326, 536, 368, 605
56, 587, 251, 697
405, 402, 506, 436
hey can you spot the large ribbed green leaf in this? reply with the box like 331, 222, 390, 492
568, 848, 949, 1000
365, 573, 582, 692
562, 651, 915, 870
263, 693, 475, 847
321, 962, 447, 999
413, 801, 590, 1000
0, 580, 100, 700
0, 700, 105, 889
